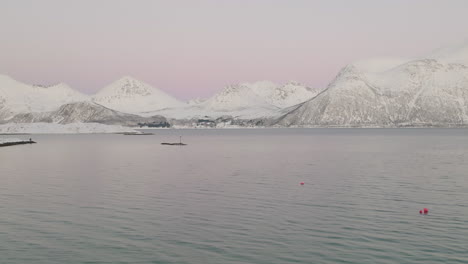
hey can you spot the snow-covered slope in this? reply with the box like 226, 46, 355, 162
426, 41, 468, 65
8, 101, 168, 126
200, 83, 277, 112
92, 76, 184, 114
0, 75, 89, 120
277, 50, 468, 127
200, 81, 320, 111
250, 81, 322, 108
352, 57, 410, 73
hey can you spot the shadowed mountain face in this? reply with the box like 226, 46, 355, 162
6, 101, 168, 127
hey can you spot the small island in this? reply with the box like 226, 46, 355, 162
161, 142, 187, 146
122, 132, 154, 135
161, 136, 187, 146
0, 138, 36, 147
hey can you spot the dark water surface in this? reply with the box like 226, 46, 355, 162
1, 129, 468, 264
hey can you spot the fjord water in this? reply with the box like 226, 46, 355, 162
1, 129, 468, 264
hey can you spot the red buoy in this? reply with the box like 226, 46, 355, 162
300, 182, 305, 185
423, 208, 429, 214
419, 210, 422, 214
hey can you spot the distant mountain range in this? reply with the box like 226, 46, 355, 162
1, 42, 468, 128
0, 74, 320, 127
146, 81, 321, 121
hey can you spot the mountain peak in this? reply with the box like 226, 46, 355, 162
283, 80, 303, 86
115, 75, 141, 83
92, 76, 184, 114
98, 76, 155, 97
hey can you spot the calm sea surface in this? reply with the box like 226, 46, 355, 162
1, 129, 468, 264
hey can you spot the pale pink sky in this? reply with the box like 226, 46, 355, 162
1, 0, 468, 100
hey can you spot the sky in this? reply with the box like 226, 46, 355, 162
1, 0, 468, 100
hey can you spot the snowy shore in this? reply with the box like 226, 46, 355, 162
0, 123, 137, 134
0, 138, 24, 144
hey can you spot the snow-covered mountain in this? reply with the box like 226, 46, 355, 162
92, 76, 184, 114
146, 81, 321, 119
200, 82, 278, 112
0, 75, 89, 120
277, 45, 468, 127
200, 81, 320, 111
0, 75, 176, 125
252, 81, 322, 108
